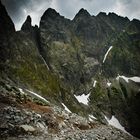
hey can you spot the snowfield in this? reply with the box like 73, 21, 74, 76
74, 93, 90, 105
105, 115, 130, 135
93, 80, 97, 87
19, 88, 49, 104
62, 103, 71, 113
107, 82, 111, 87
89, 114, 97, 121
116, 75, 140, 83
103, 46, 113, 63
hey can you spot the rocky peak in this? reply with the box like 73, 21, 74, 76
97, 12, 107, 18
131, 19, 140, 28
126, 19, 140, 33
34, 24, 39, 29
21, 15, 32, 32
40, 8, 70, 43
0, 0, 15, 36
108, 12, 129, 22
108, 12, 118, 17
41, 8, 60, 21
74, 8, 91, 20
108, 12, 122, 21
27, 15, 32, 23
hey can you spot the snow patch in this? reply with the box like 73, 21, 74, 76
19, 88, 49, 104
103, 46, 113, 63
19, 88, 25, 94
74, 94, 90, 105
116, 75, 140, 83
40, 55, 50, 70
93, 80, 97, 87
89, 114, 97, 121
25, 89, 49, 104
107, 82, 111, 87
105, 115, 129, 134
62, 103, 71, 113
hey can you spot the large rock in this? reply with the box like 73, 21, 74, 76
20, 125, 36, 133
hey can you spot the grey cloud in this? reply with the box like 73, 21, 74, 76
116, 0, 140, 19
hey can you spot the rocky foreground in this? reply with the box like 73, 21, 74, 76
0, 79, 139, 140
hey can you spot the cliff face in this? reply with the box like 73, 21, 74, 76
0, 0, 15, 36
0, 1, 140, 138
0, 0, 15, 63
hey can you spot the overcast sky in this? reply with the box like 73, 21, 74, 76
1, 0, 140, 30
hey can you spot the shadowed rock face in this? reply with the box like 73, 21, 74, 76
0, 0, 15, 35
21, 15, 32, 32
41, 8, 61, 20
0, 3, 140, 138
0, 0, 15, 63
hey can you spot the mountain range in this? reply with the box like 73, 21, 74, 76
0, 0, 140, 139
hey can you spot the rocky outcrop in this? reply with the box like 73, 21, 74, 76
40, 8, 70, 43
21, 15, 32, 33
73, 8, 91, 20
107, 78, 140, 137
88, 77, 140, 138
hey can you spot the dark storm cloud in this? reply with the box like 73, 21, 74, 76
1, 0, 140, 30
1, 0, 26, 21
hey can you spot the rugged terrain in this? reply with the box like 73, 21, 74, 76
0, 78, 138, 140
0, 0, 140, 139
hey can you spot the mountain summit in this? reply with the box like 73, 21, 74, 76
21, 15, 32, 32
41, 8, 61, 21
74, 8, 91, 19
